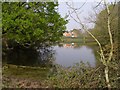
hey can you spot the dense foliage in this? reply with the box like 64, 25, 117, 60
46, 62, 120, 88
2, 2, 67, 49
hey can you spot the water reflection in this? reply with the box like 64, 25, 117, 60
54, 43, 97, 67
3, 47, 55, 67
62, 43, 77, 48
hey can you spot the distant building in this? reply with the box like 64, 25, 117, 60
63, 31, 77, 37
71, 31, 77, 37
63, 32, 72, 37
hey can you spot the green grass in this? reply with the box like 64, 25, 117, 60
2, 64, 51, 88
3, 64, 50, 81
62, 37, 84, 43
61, 37, 96, 43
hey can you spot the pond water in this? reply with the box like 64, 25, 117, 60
54, 45, 96, 67
3, 42, 99, 67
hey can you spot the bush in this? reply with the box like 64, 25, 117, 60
46, 62, 105, 88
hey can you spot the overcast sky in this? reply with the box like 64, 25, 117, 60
58, 0, 116, 31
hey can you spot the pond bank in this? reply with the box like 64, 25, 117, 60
2, 64, 50, 88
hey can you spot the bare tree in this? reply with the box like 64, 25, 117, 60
66, 0, 116, 88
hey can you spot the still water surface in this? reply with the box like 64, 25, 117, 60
54, 44, 96, 67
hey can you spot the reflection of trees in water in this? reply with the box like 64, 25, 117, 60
58, 42, 98, 49
3, 46, 55, 67
37, 47, 55, 67
58, 43, 81, 48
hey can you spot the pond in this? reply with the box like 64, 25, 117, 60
3, 42, 99, 67
54, 44, 96, 67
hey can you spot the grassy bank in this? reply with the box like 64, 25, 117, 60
61, 37, 96, 43
61, 37, 84, 43
2, 64, 50, 88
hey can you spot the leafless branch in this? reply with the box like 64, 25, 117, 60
68, 11, 80, 24
93, 0, 103, 9
66, 1, 86, 15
